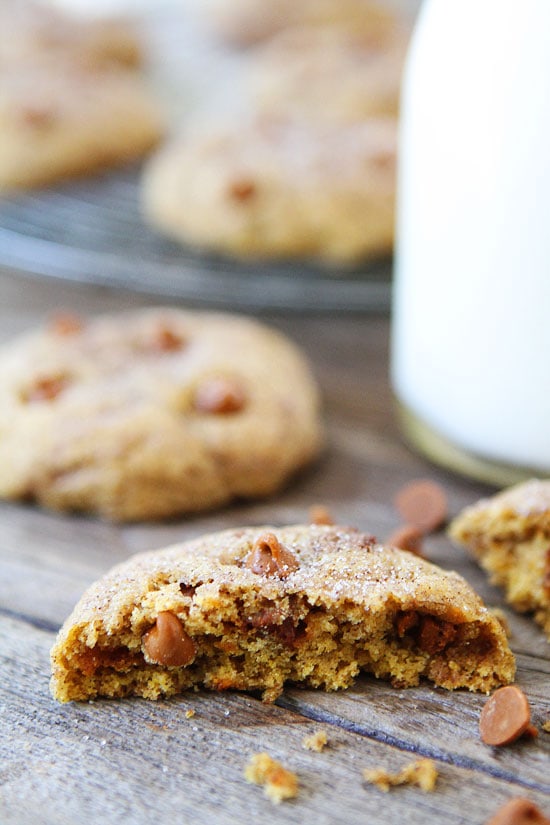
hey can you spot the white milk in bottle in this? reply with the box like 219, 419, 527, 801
392, 0, 550, 484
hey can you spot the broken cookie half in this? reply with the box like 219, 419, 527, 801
449, 479, 550, 640
50, 525, 515, 703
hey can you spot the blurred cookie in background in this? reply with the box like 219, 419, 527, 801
0, 0, 142, 69
0, 1, 163, 190
249, 21, 410, 123
0, 60, 163, 190
199, 0, 398, 46
0, 308, 323, 521
142, 116, 396, 265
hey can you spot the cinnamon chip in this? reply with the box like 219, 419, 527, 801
194, 376, 246, 414
479, 685, 532, 746
228, 179, 257, 202
24, 374, 69, 403
50, 313, 83, 335
150, 325, 185, 352
309, 504, 334, 526
245, 532, 299, 579
142, 611, 196, 667
20, 103, 56, 128
386, 524, 424, 556
394, 480, 448, 533
485, 798, 550, 825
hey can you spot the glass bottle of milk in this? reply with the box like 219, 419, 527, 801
392, 0, 550, 485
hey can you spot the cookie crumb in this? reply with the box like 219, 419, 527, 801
185, 709, 195, 719
302, 729, 328, 752
542, 720, 550, 733
363, 758, 438, 793
244, 752, 298, 803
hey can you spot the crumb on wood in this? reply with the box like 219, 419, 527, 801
363, 758, 438, 793
244, 752, 298, 804
302, 729, 328, 752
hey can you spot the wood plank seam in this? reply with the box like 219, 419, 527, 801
275, 696, 550, 794
0, 606, 59, 634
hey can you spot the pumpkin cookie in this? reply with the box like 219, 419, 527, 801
0, 59, 162, 190
0, 309, 322, 520
142, 116, 396, 264
0, 0, 142, 70
50, 524, 515, 703
449, 479, 550, 640
201, 0, 397, 46
249, 22, 410, 123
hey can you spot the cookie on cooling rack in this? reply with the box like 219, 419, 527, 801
142, 116, 396, 265
0, 308, 323, 521
450, 479, 550, 641
0, 0, 142, 69
0, 59, 162, 190
201, 0, 397, 45
249, 21, 410, 122
50, 523, 515, 703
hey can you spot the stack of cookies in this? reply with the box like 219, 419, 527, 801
142, 0, 411, 266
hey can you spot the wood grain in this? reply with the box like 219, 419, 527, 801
0, 267, 549, 825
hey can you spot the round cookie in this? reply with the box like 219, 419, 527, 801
201, 0, 397, 46
0, 0, 142, 70
50, 523, 515, 703
142, 116, 396, 264
249, 22, 410, 123
0, 309, 323, 521
0, 58, 163, 190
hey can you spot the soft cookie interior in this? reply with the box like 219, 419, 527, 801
50, 525, 515, 702
449, 479, 550, 639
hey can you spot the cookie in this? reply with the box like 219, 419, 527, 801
249, 22, 410, 123
50, 524, 515, 703
0, 0, 142, 69
0, 59, 163, 190
201, 0, 397, 46
0, 309, 323, 521
449, 479, 550, 640
142, 116, 396, 264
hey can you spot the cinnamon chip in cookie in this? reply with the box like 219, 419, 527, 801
50, 524, 514, 703
0, 308, 322, 520
142, 117, 396, 265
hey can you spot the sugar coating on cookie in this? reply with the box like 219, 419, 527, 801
50, 524, 515, 703
449, 479, 550, 640
0, 309, 323, 520
249, 22, 410, 123
142, 117, 396, 264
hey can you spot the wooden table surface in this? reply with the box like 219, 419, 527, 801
1, 267, 549, 825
